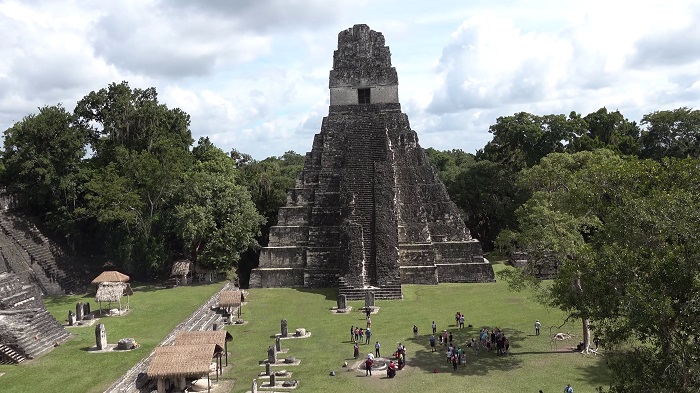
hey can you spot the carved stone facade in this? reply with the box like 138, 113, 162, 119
250, 24, 495, 299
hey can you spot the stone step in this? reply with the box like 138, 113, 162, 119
0, 343, 27, 364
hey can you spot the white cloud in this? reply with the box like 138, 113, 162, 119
1, 0, 699, 160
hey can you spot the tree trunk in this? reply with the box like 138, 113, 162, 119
574, 271, 592, 353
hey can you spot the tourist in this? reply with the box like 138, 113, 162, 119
413, 324, 418, 338
429, 335, 436, 352
353, 343, 359, 359
449, 331, 453, 345
365, 327, 371, 344
457, 346, 463, 365
375, 341, 381, 357
446, 348, 452, 364
359, 328, 364, 344
365, 357, 373, 376
443, 330, 449, 346
350, 325, 355, 342
432, 320, 437, 334
455, 312, 460, 326
366, 317, 371, 329
388, 360, 397, 378
354, 327, 360, 342
564, 383, 574, 393
366, 307, 371, 319
535, 320, 541, 336
504, 337, 510, 355
452, 352, 458, 370
459, 314, 465, 329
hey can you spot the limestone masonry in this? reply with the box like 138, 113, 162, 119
249, 24, 495, 299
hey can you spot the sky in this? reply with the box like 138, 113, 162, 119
1, 0, 699, 160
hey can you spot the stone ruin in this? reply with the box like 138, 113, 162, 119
0, 272, 71, 363
250, 24, 495, 299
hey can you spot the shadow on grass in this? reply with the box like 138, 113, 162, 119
402, 326, 528, 375
293, 287, 338, 301
577, 350, 613, 389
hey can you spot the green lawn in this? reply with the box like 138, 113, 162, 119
0, 264, 610, 393
0, 281, 225, 393
225, 263, 611, 393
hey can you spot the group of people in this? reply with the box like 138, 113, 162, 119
477, 327, 510, 356
350, 325, 372, 345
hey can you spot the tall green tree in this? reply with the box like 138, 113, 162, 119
640, 107, 700, 160
477, 112, 583, 171
173, 138, 265, 272
1, 105, 87, 224
74, 82, 193, 276
499, 150, 700, 392
567, 108, 640, 155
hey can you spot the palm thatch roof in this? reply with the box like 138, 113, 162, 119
174, 331, 232, 347
171, 259, 191, 276
95, 282, 132, 302
147, 345, 214, 379
218, 290, 242, 308
91, 270, 130, 285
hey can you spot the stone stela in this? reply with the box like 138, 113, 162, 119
250, 24, 495, 300
337, 294, 347, 310
281, 319, 288, 337
364, 292, 375, 310
95, 323, 107, 350
268, 346, 277, 364
76, 302, 84, 321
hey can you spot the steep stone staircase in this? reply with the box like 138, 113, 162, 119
0, 212, 86, 295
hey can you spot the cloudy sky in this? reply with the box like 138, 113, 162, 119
1, 0, 699, 159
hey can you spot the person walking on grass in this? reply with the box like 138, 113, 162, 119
375, 341, 381, 357
564, 383, 573, 393
429, 335, 436, 352
432, 320, 437, 334
535, 320, 541, 336
365, 327, 371, 344
365, 357, 373, 376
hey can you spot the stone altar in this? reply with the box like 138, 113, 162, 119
250, 24, 494, 299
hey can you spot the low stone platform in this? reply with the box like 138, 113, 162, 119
259, 380, 299, 390
275, 331, 311, 340
259, 358, 301, 367
257, 370, 293, 379
330, 306, 352, 314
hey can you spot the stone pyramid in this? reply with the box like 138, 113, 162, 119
250, 24, 495, 299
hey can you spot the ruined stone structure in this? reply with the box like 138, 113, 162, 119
250, 24, 495, 299
0, 272, 71, 363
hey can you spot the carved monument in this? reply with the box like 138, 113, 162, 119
250, 24, 495, 299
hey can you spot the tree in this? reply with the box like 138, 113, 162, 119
1, 105, 87, 222
499, 150, 700, 391
453, 160, 526, 250
477, 112, 582, 171
174, 138, 265, 272
640, 107, 700, 160
567, 108, 640, 156
74, 82, 193, 276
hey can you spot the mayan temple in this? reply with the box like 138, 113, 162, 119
249, 24, 495, 299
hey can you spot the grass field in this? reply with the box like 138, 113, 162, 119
0, 281, 225, 393
226, 263, 611, 393
0, 263, 611, 392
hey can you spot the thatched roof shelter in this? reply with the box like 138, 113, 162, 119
171, 259, 191, 276
174, 330, 232, 367
147, 345, 216, 393
218, 290, 242, 308
95, 281, 133, 315
91, 270, 130, 285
